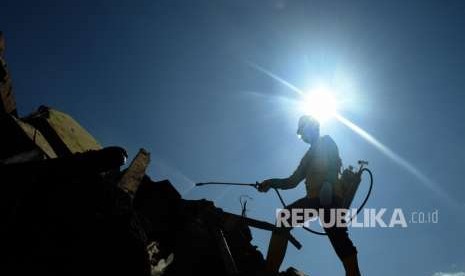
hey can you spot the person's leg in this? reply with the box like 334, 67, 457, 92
265, 197, 317, 273
341, 254, 361, 276
264, 228, 289, 274
323, 210, 361, 276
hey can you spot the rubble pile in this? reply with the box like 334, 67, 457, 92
0, 32, 306, 276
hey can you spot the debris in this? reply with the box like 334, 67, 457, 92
24, 106, 102, 156
147, 241, 174, 276
119, 149, 150, 197
0, 32, 309, 276
0, 31, 17, 117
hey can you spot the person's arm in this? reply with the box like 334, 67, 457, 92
258, 151, 308, 192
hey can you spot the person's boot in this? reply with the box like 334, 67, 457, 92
342, 254, 361, 276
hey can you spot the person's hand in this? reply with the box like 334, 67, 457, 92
257, 179, 274, 193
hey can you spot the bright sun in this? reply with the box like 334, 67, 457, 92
301, 86, 338, 123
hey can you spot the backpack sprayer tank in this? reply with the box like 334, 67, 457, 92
335, 160, 372, 210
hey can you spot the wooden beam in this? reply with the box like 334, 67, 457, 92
118, 149, 150, 197
222, 212, 302, 250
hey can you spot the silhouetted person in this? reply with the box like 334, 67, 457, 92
258, 115, 361, 276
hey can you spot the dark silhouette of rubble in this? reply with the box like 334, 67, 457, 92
0, 31, 17, 117
0, 33, 307, 276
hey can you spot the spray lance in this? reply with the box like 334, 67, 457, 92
196, 160, 373, 236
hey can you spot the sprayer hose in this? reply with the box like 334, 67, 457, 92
273, 168, 374, 236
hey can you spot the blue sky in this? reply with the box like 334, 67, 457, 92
2, 1, 465, 275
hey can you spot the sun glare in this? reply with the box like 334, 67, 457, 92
301, 86, 338, 123
248, 61, 454, 205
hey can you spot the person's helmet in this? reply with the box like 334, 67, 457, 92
297, 115, 319, 134
297, 115, 320, 142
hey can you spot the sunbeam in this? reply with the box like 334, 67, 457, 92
334, 113, 452, 202
246, 61, 304, 97
247, 62, 454, 204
